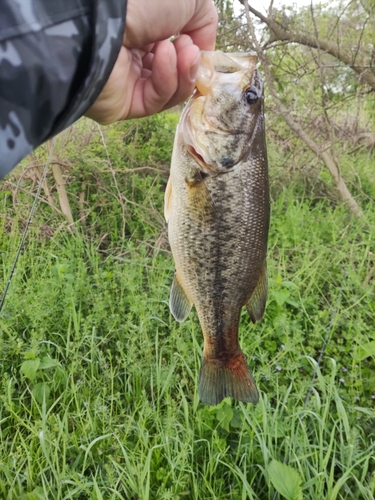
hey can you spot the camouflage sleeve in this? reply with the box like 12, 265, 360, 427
0, 0, 127, 179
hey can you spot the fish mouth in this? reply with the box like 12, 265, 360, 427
179, 51, 261, 172
189, 89, 242, 135
181, 91, 237, 172
180, 95, 214, 172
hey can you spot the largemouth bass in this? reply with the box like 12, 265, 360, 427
164, 51, 269, 406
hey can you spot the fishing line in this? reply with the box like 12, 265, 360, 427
272, 276, 346, 500
0, 138, 56, 314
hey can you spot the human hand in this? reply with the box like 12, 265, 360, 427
85, 0, 218, 124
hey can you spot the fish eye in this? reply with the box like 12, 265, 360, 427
245, 88, 259, 105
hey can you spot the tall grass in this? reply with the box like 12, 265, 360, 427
0, 116, 374, 499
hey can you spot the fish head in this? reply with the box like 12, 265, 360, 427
180, 51, 264, 174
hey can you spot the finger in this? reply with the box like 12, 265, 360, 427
160, 35, 200, 111
172, 33, 195, 53
141, 68, 152, 79
142, 52, 154, 71
127, 40, 179, 118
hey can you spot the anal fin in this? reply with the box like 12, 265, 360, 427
246, 261, 268, 324
169, 273, 192, 322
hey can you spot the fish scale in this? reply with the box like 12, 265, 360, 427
165, 51, 269, 405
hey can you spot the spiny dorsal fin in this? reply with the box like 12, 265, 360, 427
169, 273, 192, 322
164, 176, 172, 223
245, 261, 268, 324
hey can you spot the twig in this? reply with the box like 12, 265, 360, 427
237, 0, 375, 90
243, 0, 363, 217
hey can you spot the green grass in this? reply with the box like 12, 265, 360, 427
0, 116, 374, 499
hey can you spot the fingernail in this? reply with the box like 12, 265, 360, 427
190, 53, 201, 82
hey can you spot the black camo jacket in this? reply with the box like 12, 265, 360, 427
0, 0, 127, 179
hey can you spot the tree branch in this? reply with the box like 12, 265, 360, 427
242, 0, 363, 217
237, 0, 375, 90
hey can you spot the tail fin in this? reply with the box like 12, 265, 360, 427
198, 351, 259, 406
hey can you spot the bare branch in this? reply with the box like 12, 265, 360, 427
237, 0, 375, 90
242, 0, 363, 217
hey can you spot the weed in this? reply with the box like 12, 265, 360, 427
0, 114, 374, 499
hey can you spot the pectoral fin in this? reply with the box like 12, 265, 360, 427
169, 273, 192, 322
246, 262, 268, 323
186, 172, 215, 221
164, 176, 172, 223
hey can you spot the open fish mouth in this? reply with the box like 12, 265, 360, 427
181, 95, 254, 173
180, 91, 245, 173
179, 95, 214, 172
178, 50, 263, 174
186, 88, 243, 134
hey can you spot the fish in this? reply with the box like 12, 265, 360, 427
164, 51, 269, 406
